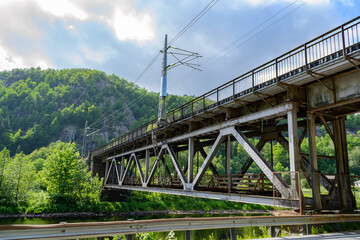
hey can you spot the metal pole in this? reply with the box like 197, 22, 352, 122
270, 226, 276, 237
230, 227, 236, 240
306, 224, 312, 235
287, 106, 300, 196
81, 120, 88, 157
126, 234, 134, 240
185, 230, 191, 240
270, 140, 273, 167
120, 156, 124, 185
307, 113, 322, 212
145, 150, 150, 182
226, 135, 231, 193
188, 137, 194, 183
158, 34, 168, 124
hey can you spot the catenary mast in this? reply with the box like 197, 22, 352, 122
157, 34, 168, 125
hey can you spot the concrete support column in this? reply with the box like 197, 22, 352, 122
333, 116, 355, 212
188, 137, 194, 183
287, 106, 300, 196
226, 135, 231, 193
307, 113, 322, 212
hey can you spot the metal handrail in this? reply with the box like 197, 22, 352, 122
92, 16, 360, 157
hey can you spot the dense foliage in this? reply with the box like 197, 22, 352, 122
0, 142, 268, 214
0, 68, 192, 155
42, 142, 102, 204
0, 142, 103, 213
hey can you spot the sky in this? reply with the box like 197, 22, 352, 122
0, 0, 358, 97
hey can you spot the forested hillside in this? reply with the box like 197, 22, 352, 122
0, 68, 192, 155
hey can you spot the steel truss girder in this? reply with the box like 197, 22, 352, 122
276, 133, 333, 192
191, 127, 292, 198
144, 145, 187, 188
131, 153, 145, 185
146, 146, 166, 186
230, 127, 291, 199
164, 144, 187, 187
106, 103, 294, 160
104, 158, 120, 185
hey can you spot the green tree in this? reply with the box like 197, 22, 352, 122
0, 148, 11, 203
42, 142, 102, 204
2, 152, 36, 205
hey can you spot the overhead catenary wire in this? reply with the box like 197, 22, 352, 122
204, 0, 301, 66
168, 0, 219, 45
86, 0, 219, 136
86, 93, 148, 136
87, 0, 306, 136
167, 0, 308, 92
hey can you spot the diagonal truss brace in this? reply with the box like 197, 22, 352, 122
164, 144, 187, 188
145, 146, 166, 186
192, 132, 226, 189
277, 133, 333, 192
104, 158, 120, 185
191, 127, 291, 198
231, 127, 291, 199
131, 153, 145, 185
120, 156, 134, 185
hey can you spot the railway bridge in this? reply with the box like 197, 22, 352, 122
90, 17, 360, 212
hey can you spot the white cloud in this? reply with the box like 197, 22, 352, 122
112, 7, 155, 42
75, 0, 156, 42
35, 0, 88, 20
0, 45, 53, 70
34, 0, 157, 42
0, 0, 156, 71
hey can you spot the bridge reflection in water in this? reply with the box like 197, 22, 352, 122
91, 16, 360, 212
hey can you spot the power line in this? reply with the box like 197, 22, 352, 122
87, 0, 219, 135
167, 0, 307, 92
87, 93, 148, 134
133, 52, 162, 84
169, 0, 219, 45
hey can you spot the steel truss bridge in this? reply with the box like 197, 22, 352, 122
91, 17, 360, 212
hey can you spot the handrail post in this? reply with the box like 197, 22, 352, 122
191, 101, 194, 116
275, 58, 279, 84
203, 96, 205, 112
341, 25, 347, 59
232, 80, 235, 99
251, 71, 255, 94
304, 44, 308, 71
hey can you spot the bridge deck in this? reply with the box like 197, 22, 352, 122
92, 16, 360, 158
